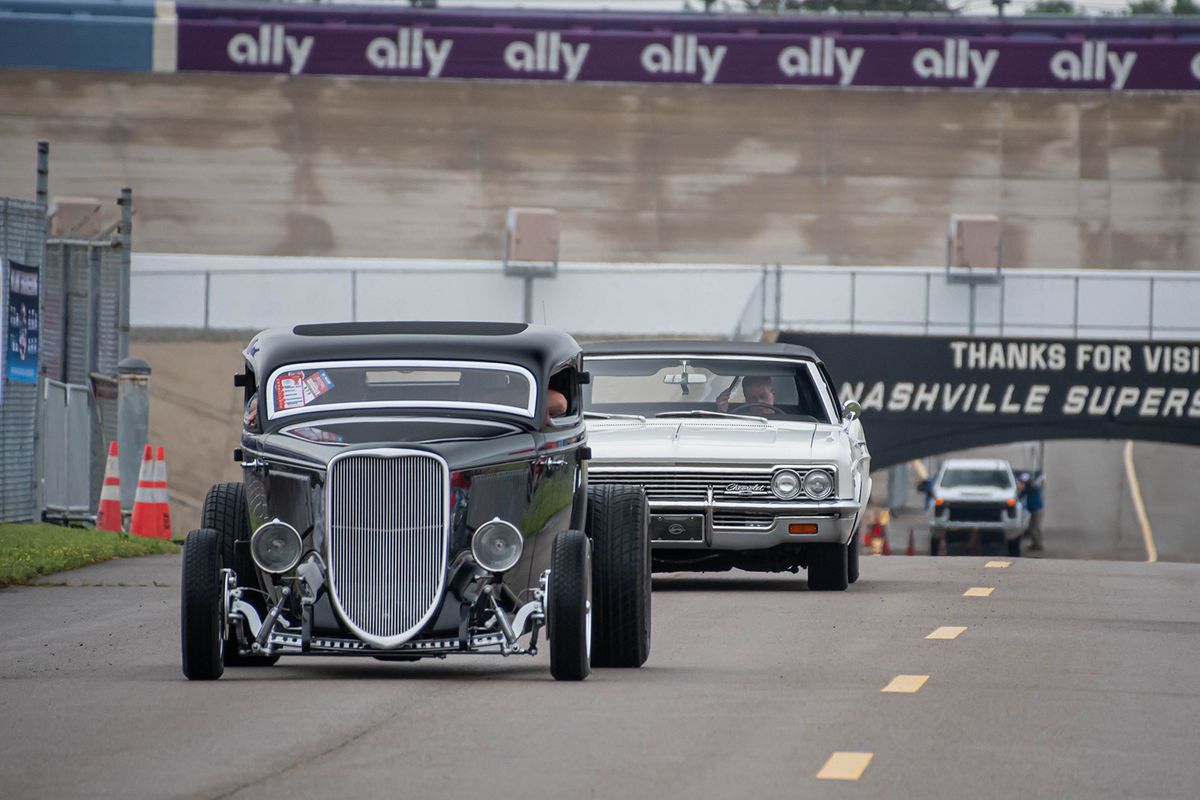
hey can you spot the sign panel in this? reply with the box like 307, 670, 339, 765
779, 332, 1200, 469
6, 260, 40, 385
173, 7, 1200, 92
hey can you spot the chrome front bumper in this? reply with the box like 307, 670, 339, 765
649, 498, 862, 550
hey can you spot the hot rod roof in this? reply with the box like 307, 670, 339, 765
583, 339, 820, 362
244, 321, 582, 382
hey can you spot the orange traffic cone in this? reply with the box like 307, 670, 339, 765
129, 446, 159, 538
870, 522, 884, 556
906, 529, 916, 557
155, 447, 173, 540
96, 441, 122, 532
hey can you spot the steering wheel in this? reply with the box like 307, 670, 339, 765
730, 403, 785, 415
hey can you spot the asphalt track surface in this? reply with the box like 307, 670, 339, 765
3, 552, 1198, 799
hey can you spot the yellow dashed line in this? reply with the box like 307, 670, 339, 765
926, 626, 967, 640
882, 674, 929, 693
817, 752, 874, 781
963, 587, 995, 597
985, 560, 1011, 569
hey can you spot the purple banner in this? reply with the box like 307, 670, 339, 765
176, 11, 1200, 92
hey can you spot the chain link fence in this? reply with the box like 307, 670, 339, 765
1, 144, 131, 523
0, 197, 47, 522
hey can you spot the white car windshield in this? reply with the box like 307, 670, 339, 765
939, 468, 1014, 489
265, 360, 536, 420
584, 356, 836, 422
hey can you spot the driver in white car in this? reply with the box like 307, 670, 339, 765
714, 375, 777, 414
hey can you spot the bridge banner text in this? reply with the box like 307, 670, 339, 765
174, 6, 1200, 92
778, 332, 1200, 469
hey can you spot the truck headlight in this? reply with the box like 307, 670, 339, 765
471, 518, 524, 573
250, 519, 303, 574
771, 469, 802, 500
803, 469, 834, 501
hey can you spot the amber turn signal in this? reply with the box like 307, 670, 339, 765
788, 523, 819, 535
1006, 498, 1017, 507
935, 497, 945, 507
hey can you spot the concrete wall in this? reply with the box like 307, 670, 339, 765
2, 69, 1198, 268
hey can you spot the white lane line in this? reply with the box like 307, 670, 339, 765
926, 626, 967, 640
1123, 440, 1158, 564
817, 752, 873, 780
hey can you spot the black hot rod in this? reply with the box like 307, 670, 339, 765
181, 321, 651, 681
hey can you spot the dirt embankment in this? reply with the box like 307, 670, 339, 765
131, 338, 250, 534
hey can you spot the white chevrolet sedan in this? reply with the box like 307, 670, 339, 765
583, 341, 871, 591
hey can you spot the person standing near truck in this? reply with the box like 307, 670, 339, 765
1021, 471, 1046, 552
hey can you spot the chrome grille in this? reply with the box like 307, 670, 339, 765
712, 510, 776, 530
326, 450, 449, 648
590, 467, 813, 502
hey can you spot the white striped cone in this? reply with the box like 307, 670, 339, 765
96, 441, 122, 532
154, 446, 173, 540
129, 445, 159, 538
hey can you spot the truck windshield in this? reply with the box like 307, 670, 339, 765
265, 360, 536, 420
584, 356, 835, 422
939, 469, 1013, 489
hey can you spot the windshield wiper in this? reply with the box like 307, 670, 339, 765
654, 410, 767, 422
584, 411, 647, 422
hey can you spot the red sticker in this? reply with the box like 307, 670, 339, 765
275, 371, 306, 411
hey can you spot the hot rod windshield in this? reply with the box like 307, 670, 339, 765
265, 360, 537, 421
584, 355, 838, 423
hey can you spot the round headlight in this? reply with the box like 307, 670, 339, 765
772, 469, 802, 500
250, 519, 303, 574
803, 469, 835, 501
471, 518, 524, 573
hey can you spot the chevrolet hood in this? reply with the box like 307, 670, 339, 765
586, 420, 840, 464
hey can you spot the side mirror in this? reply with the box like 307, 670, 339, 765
842, 399, 861, 422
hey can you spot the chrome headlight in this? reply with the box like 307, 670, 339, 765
471, 518, 524, 573
771, 469, 802, 500
803, 469, 835, 501
250, 519, 303, 574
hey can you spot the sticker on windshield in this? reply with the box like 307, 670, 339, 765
302, 369, 335, 404
275, 371, 308, 411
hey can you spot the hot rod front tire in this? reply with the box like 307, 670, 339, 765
807, 542, 849, 592
202, 482, 278, 667
548, 529, 592, 682
586, 484, 651, 668
181, 527, 225, 681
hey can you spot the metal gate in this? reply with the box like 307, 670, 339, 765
41, 379, 92, 519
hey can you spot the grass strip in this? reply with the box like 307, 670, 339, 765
0, 523, 179, 589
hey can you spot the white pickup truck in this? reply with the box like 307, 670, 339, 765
928, 458, 1027, 557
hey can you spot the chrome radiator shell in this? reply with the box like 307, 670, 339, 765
324, 449, 450, 649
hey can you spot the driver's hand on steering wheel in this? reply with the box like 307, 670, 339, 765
714, 387, 732, 413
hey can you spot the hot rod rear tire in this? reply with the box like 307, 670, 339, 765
807, 542, 849, 592
548, 529, 591, 682
181, 527, 225, 681
202, 482, 279, 667
586, 484, 651, 668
